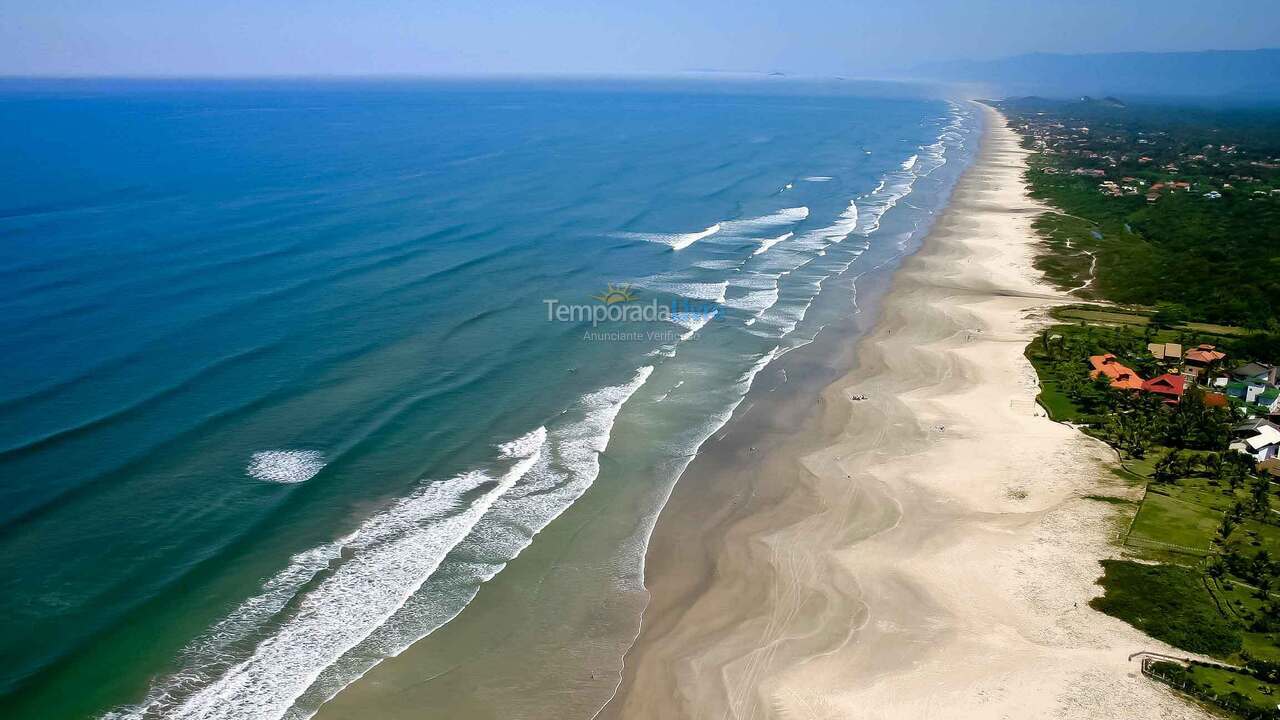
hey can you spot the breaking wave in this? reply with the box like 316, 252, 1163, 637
104, 368, 654, 720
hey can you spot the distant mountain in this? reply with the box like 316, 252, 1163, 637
910, 49, 1280, 102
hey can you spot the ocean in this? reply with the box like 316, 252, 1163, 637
0, 77, 979, 719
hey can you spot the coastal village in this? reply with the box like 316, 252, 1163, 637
1026, 310, 1280, 718
1014, 97, 1280, 205
1089, 342, 1280, 464
999, 96, 1280, 719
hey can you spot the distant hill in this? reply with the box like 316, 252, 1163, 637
911, 49, 1280, 103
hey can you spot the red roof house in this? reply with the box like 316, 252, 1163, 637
1205, 392, 1230, 408
1143, 373, 1187, 402
1185, 344, 1226, 367
1089, 354, 1145, 390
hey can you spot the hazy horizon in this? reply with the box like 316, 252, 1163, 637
3, 0, 1278, 78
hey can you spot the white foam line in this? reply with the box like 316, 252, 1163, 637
669, 223, 721, 250
712, 207, 808, 240
674, 312, 716, 340
753, 231, 792, 256
109, 535, 357, 718
285, 367, 654, 719
614, 223, 721, 251
792, 200, 858, 250
634, 278, 728, 304
123, 427, 548, 720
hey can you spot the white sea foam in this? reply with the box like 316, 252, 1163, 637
110, 369, 658, 720
615, 223, 721, 251
246, 450, 326, 484
669, 223, 721, 250
723, 286, 780, 316
282, 367, 654, 719
791, 200, 859, 250
116, 427, 547, 720
737, 206, 808, 227
853, 150, 925, 238
625, 208, 803, 254
713, 207, 808, 239
753, 232, 792, 256
107, 537, 354, 718
724, 272, 777, 291
634, 278, 728, 303
692, 259, 743, 270
672, 312, 716, 340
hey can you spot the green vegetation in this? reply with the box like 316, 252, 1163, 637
1003, 98, 1280, 719
1128, 490, 1218, 554
1024, 319, 1233, 449
1092, 560, 1241, 655
1147, 661, 1280, 719
995, 97, 1280, 329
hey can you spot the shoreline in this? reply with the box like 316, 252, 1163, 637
303, 99, 973, 720
602, 104, 1211, 719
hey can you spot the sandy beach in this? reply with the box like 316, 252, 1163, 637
602, 104, 1212, 720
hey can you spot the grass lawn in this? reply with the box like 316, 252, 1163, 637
1247, 521, 1280, 559
1056, 307, 1153, 326
1128, 489, 1220, 555
1119, 447, 1168, 480
1160, 476, 1242, 514
1209, 577, 1280, 664
1023, 346, 1088, 423
1049, 305, 1248, 344
1185, 664, 1280, 710
1034, 378, 1081, 422
1184, 321, 1254, 338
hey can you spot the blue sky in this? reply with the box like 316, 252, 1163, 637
2, 0, 1277, 77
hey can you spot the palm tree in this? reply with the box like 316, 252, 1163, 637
1219, 514, 1237, 544
1258, 574, 1273, 600
1205, 452, 1223, 479
1253, 474, 1273, 518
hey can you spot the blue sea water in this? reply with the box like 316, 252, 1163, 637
0, 77, 978, 719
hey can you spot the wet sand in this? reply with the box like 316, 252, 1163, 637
601, 104, 1210, 720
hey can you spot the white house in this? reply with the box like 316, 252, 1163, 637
1232, 424, 1280, 462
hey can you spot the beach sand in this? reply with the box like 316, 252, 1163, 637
600, 104, 1212, 720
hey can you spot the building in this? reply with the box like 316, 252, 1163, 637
1205, 392, 1230, 408
1226, 380, 1280, 411
1257, 458, 1280, 479
1267, 391, 1280, 418
1231, 424, 1280, 462
1233, 418, 1280, 439
1147, 342, 1183, 362
1184, 344, 1227, 368
1089, 354, 1145, 390
1142, 373, 1186, 403
1232, 362, 1277, 385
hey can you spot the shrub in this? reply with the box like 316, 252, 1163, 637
1091, 560, 1242, 657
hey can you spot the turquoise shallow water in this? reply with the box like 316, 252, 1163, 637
0, 77, 978, 719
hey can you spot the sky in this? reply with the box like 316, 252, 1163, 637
2, 0, 1278, 77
